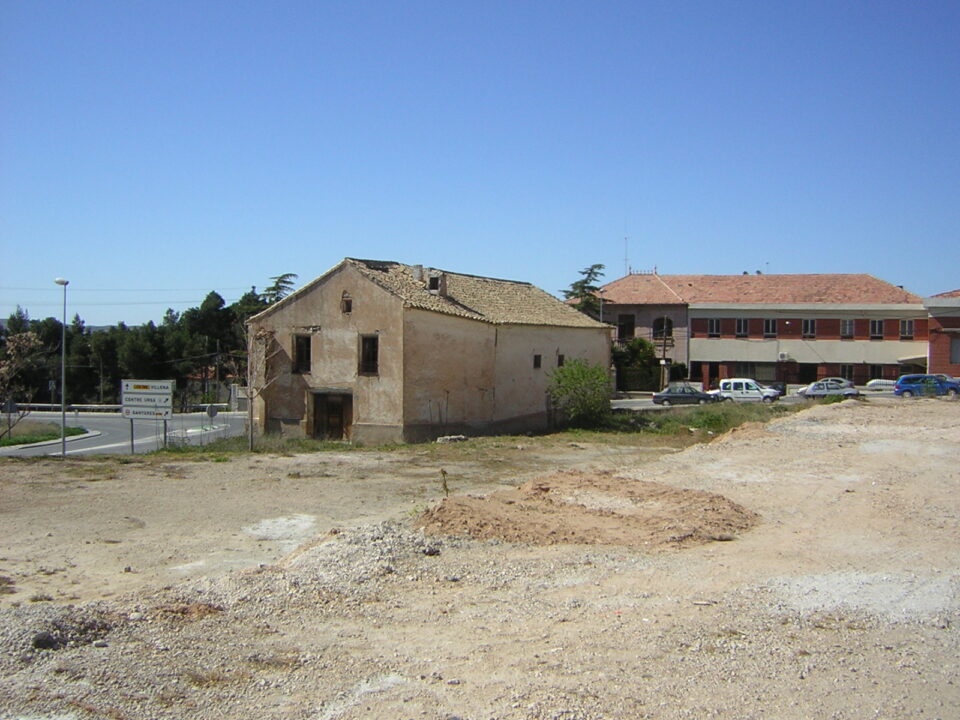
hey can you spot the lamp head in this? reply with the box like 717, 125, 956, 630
55, 278, 69, 286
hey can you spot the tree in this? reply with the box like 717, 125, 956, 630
612, 337, 659, 392
245, 326, 283, 450
562, 264, 605, 317
0, 331, 42, 440
547, 359, 612, 428
118, 322, 165, 379
261, 273, 299, 305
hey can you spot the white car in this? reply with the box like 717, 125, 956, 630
865, 379, 896, 391
798, 381, 860, 399
710, 378, 780, 403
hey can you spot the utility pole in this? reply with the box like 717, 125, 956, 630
659, 315, 670, 390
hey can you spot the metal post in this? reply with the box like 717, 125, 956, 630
54, 278, 69, 458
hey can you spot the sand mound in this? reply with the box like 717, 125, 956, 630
416, 470, 759, 548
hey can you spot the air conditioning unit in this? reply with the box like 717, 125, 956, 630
778, 352, 789, 361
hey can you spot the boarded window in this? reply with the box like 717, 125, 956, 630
359, 335, 379, 375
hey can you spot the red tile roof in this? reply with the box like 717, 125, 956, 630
931, 289, 960, 299
600, 274, 921, 305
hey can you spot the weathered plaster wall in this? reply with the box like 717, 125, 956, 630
250, 263, 405, 441
402, 309, 497, 438
493, 324, 611, 428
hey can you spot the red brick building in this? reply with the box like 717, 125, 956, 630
924, 290, 960, 377
598, 273, 927, 387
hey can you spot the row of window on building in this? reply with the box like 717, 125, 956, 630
703, 318, 915, 340
293, 334, 568, 375
293, 333, 380, 375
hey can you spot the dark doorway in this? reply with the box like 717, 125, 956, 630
797, 363, 818, 383
313, 393, 353, 440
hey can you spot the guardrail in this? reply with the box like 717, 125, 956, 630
8, 403, 233, 413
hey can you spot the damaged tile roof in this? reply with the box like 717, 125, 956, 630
250, 258, 606, 328
348, 259, 604, 327
600, 273, 922, 305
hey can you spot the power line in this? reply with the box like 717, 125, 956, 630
0, 286, 253, 292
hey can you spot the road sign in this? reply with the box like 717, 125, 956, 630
122, 379, 174, 419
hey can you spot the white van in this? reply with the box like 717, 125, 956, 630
711, 378, 780, 403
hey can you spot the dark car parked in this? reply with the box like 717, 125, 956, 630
894, 374, 960, 398
652, 385, 720, 406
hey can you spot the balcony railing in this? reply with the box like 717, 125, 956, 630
614, 335, 675, 349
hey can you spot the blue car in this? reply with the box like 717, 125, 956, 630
893, 374, 960, 398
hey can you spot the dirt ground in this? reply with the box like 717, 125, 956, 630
1, 398, 958, 719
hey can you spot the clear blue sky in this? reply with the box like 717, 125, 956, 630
2, 1, 958, 326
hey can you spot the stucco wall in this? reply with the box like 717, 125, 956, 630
493, 324, 611, 429
689, 338, 929, 365
249, 263, 405, 441
400, 316, 610, 441
401, 309, 497, 439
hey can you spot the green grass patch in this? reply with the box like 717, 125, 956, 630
0, 421, 87, 447
608, 402, 799, 436
151, 433, 356, 459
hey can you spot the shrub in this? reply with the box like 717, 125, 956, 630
547, 359, 612, 428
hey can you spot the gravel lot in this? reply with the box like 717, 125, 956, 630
1, 398, 958, 719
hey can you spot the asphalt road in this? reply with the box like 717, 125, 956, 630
1, 411, 248, 457
612, 388, 895, 410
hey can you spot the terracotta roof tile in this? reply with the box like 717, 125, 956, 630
348, 259, 605, 328
600, 273, 921, 305
931, 289, 960, 299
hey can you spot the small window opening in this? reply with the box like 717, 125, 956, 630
293, 335, 311, 374
533, 354, 542, 369
428, 276, 440, 291
359, 335, 379, 375
557, 354, 565, 367
341, 292, 352, 314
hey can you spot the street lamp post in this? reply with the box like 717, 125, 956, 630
55, 278, 69, 458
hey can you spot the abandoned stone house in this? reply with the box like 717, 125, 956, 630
246, 258, 611, 444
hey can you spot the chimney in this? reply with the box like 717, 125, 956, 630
428, 273, 448, 296
413, 265, 424, 282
